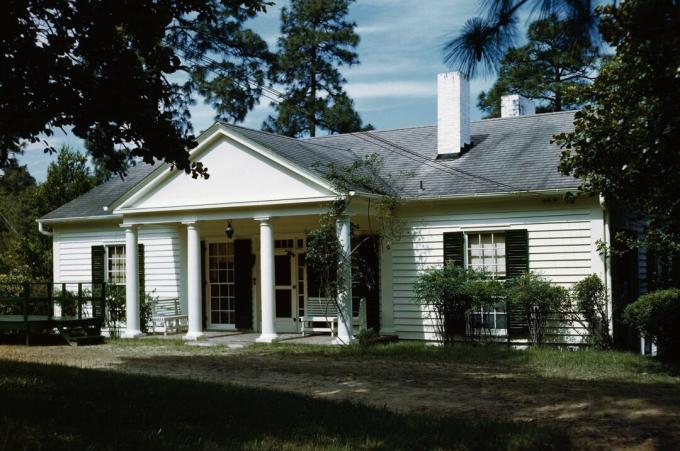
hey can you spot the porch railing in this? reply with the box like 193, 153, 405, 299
0, 282, 107, 321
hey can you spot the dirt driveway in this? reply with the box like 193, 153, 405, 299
1, 341, 678, 450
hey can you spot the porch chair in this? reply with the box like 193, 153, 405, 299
150, 298, 188, 336
300, 297, 367, 336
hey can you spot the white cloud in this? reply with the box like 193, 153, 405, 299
346, 80, 435, 99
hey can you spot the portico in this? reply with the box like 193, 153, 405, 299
119, 211, 366, 344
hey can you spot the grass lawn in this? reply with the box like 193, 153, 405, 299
0, 358, 566, 451
1, 339, 679, 449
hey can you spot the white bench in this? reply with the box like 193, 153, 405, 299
150, 298, 188, 336
300, 297, 366, 336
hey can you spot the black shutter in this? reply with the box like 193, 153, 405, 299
138, 244, 145, 301
91, 246, 106, 319
443, 232, 465, 267
91, 246, 105, 284
234, 239, 253, 330
506, 229, 529, 278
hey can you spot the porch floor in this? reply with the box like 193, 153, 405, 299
142, 331, 336, 347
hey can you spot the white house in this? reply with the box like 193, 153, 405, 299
38, 72, 628, 344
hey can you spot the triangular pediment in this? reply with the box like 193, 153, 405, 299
116, 128, 336, 212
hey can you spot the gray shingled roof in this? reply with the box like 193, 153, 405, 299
301, 111, 578, 197
41, 111, 578, 221
40, 162, 159, 220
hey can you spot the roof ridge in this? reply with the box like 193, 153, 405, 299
299, 110, 578, 140
218, 122, 308, 145
474, 110, 577, 123
301, 123, 436, 139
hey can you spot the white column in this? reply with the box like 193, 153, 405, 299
335, 215, 353, 344
256, 216, 277, 343
123, 225, 143, 338
184, 221, 204, 340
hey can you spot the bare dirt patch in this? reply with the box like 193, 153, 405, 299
1, 342, 678, 450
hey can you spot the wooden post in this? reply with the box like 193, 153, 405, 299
99, 282, 106, 320
78, 283, 83, 319
61, 283, 66, 318
23, 282, 29, 345
47, 283, 53, 321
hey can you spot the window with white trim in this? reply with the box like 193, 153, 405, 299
107, 245, 126, 285
467, 232, 506, 279
466, 232, 507, 332
468, 303, 508, 333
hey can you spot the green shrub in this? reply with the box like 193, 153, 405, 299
507, 272, 569, 345
104, 284, 157, 336
413, 265, 503, 345
573, 274, 613, 350
624, 288, 680, 360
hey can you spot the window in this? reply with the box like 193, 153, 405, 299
468, 304, 507, 333
466, 232, 507, 333
107, 245, 126, 285
467, 232, 506, 278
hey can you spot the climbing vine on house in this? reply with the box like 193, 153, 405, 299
304, 153, 407, 329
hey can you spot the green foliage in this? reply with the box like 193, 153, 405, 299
413, 265, 503, 345
572, 274, 612, 350
1, 0, 271, 178
443, 0, 601, 78
0, 146, 97, 279
263, 0, 371, 137
103, 285, 156, 336
478, 15, 598, 118
624, 288, 680, 360
304, 153, 403, 329
507, 272, 569, 345
555, 0, 680, 257
0, 162, 37, 275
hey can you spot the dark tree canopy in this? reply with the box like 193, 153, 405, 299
263, 0, 371, 137
1, 0, 272, 178
555, 0, 680, 254
478, 16, 598, 118
444, 0, 607, 78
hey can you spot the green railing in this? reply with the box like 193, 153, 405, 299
0, 282, 107, 321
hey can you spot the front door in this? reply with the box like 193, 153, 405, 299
206, 241, 236, 330
275, 251, 298, 333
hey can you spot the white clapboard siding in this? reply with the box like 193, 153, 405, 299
389, 200, 601, 340
53, 224, 182, 301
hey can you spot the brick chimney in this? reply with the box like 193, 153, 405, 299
437, 72, 470, 157
501, 94, 536, 117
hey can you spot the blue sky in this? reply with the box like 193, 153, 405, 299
19, 0, 523, 181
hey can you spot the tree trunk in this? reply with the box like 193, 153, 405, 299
308, 47, 317, 137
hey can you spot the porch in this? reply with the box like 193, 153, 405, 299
121, 210, 380, 345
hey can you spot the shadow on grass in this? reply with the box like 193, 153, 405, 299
0, 359, 568, 451
106, 343, 680, 449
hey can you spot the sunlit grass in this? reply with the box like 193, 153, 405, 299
242, 340, 680, 384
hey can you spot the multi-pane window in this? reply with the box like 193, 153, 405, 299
208, 242, 235, 325
467, 232, 506, 278
466, 232, 507, 332
468, 304, 508, 333
107, 245, 126, 285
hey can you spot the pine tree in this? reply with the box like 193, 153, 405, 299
478, 16, 598, 118
263, 0, 371, 137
